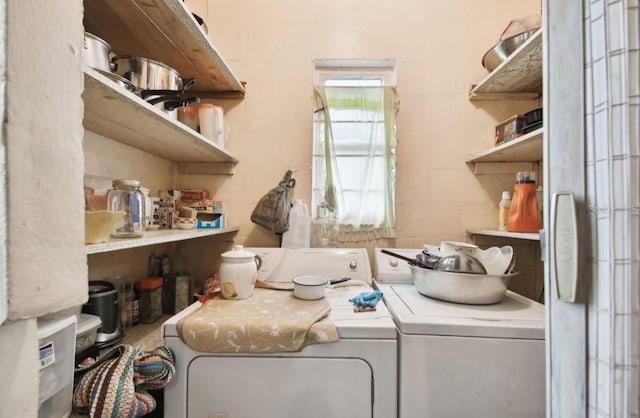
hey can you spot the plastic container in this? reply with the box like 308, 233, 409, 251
75, 313, 102, 353
498, 191, 512, 231
507, 171, 541, 233
281, 199, 311, 248
198, 103, 225, 149
135, 277, 163, 323
37, 314, 76, 418
106, 179, 145, 238
311, 201, 339, 248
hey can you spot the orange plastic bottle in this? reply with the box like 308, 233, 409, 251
506, 172, 541, 233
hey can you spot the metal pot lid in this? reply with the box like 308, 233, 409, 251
88, 280, 116, 294
95, 69, 137, 93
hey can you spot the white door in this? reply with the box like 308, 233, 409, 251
544, 0, 587, 416
545, 1, 640, 417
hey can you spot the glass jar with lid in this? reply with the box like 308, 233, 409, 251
106, 179, 145, 238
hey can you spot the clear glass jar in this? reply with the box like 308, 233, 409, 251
106, 179, 145, 237
311, 201, 338, 248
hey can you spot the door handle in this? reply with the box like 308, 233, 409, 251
550, 192, 579, 302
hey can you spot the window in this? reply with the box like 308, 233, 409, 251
312, 59, 399, 242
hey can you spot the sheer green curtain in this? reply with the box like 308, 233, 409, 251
313, 85, 399, 242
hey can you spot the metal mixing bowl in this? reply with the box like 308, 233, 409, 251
434, 254, 487, 274
481, 28, 540, 72
410, 264, 518, 304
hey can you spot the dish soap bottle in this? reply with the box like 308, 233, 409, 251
498, 191, 511, 231
281, 199, 311, 248
311, 200, 338, 248
507, 171, 541, 233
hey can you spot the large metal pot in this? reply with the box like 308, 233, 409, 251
111, 55, 196, 119
111, 55, 187, 91
83, 32, 114, 73
409, 264, 517, 305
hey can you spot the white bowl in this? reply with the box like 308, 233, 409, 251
439, 240, 479, 257
292, 275, 328, 300
476, 246, 513, 275
175, 217, 196, 230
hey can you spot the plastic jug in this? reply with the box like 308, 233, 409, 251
506, 171, 541, 233
281, 199, 311, 248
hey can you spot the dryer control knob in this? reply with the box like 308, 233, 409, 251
349, 260, 358, 270
389, 258, 398, 267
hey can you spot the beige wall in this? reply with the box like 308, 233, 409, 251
184, 0, 541, 258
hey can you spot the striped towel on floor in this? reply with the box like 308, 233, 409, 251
72, 344, 176, 417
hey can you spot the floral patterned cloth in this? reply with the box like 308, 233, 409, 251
177, 288, 339, 353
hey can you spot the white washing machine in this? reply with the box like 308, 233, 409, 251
374, 248, 545, 418
163, 248, 397, 418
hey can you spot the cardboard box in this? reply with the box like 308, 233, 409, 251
196, 213, 224, 229
495, 115, 526, 145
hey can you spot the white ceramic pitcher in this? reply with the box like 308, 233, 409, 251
219, 245, 262, 299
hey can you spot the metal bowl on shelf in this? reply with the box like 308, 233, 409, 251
482, 28, 540, 72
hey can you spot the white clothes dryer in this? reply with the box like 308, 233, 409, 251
374, 248, 545, 418
163, 248, 397, 418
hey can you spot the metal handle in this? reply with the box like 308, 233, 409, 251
550, 191, 579, 302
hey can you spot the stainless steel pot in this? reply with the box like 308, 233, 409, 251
83, 32, 114, 73
111, 55, 185, 91
111, 55, 197, 119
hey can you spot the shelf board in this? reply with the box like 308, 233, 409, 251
467, 229, 540, 241
465, 127, 543, 164
86, 226, 239, 255
83, 0, 245, 98
469, 29, 542, 100
83, 68, 238, 173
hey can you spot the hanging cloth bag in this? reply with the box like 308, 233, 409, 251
251, 170, 296, 234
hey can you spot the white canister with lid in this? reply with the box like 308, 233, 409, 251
218, 245, 262, 300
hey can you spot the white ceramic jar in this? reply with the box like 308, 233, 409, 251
218, 245, 262, 300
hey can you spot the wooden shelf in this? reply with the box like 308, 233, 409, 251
469, 29, 542, 100
83, 68, 238, 174
465, 127, 543, 164
86, 226, 239, 255
83, 0, 245, 98
467, 229, 540, 241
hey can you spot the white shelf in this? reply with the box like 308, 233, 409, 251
83, 68, 238, 174
469, 29, 542, 100
83, 0, 245, 98
465, 127, 543, 164
86, 227, 239, 255
467, 229, 540, 241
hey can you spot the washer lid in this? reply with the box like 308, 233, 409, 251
377, 283, 545, 340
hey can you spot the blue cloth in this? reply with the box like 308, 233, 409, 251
349, 290, 383, 308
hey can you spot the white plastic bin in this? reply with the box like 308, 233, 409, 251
37, 313, 76, 418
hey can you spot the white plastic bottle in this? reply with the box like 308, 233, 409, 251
498, 191, 512, 231
281, 199, 311, 248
